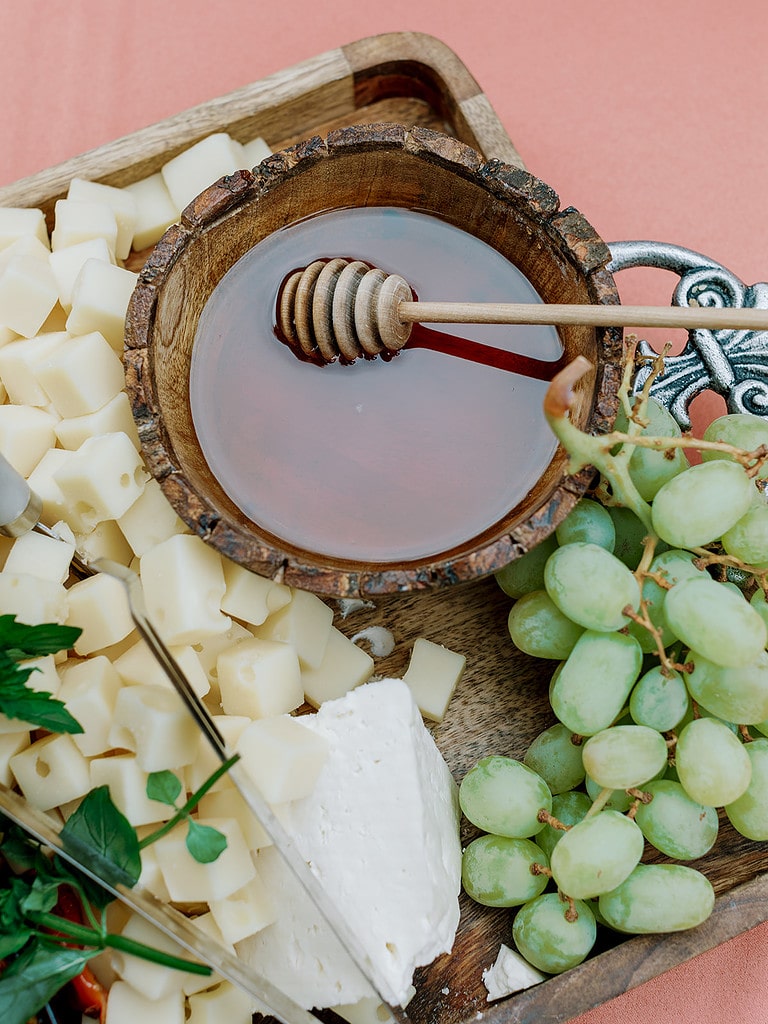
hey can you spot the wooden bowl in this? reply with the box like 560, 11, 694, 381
124, 124, 622, 598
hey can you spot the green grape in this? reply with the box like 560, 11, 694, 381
598, 863, 714, 933
512, 893, 596, 974
581, 725, 668, 790
550, 630, 642, 736
629, 548, 707, 652
507, 590, 585, 660
524, 722, 586, 794
634, 779, 718, 859
725, 737, 768, 840
722, 501, 768, 566
461, 835, 549, 907
556, 498, 616, 551
629, 665, 689, 731
651, 460, 755, 548
702, 413, 768, 480
615, 396, 690, 500
750, 588, 768, 631
549, 809, 644, 898
675, 717, 752, 806
459, 756, 552, 838
536, 790, 592, 858
664, 577, 767, 668
495, 534, 559, 599
584, 774, 633, 812
544, 542, 641, 632
607, 505, 656, 570
686, 651, 768, 724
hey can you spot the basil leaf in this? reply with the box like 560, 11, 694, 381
185, 820, 228, 864
0, 684, 83, 734
0, 877, 33, 957
60, 786, 141, 898
0, 616, 81, 660
146, 770, 182, 807
0, 938, 98, 1024
21, 874, 61, 915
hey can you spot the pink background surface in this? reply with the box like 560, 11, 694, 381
2, 1, 768, 1020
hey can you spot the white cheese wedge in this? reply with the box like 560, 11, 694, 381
236, 677, 461, 1010
482, 943, 546, 1001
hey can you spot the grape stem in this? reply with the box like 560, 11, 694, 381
585, 787, 616, 817
537, 809, 570, 831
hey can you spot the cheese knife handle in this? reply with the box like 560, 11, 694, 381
0, 450, 42, 537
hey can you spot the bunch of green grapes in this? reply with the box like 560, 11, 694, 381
462, 362, 768, 977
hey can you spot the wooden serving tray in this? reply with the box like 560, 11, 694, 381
2, 29, 766, 1024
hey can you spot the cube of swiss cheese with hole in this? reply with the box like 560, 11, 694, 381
184, 715, 251, 794
51, 198, 118, 258
123, 173, 177, 251
49, 238, 113, 311
301, 626, 375, 708
117, 478, 187, 556
153, 817, 257, 903
0, 207, 49, 251
0, 731, 30, 787
208, 871, 277, 945
0, 330, 69, 406
54, 431, 147, 531
105, 980, 184, 1024
109, 684, 199, 771
0, 572, 67, 625
113, 638, 209, 699
0, 404, 58, 476
216, 637, 303, 718
67, 177, 138, 260
196, 784, 272, 851
220, 559, 291, 625
66, 259, 138, 351
10, 733, 92, 810
402, 637, 466, 723
188, 982, 254, 1024
0, 254, 59, 337
55, 390, 140, 451
252, 586, 333, 668
161, 133, 247, 213
235, 715, 329, 804
91, 754, 184, 828
140, 534, 230, 644
59, 656, 122, 756
3, 527, 74, 584
66, 572, 134, 655
34, 330, 125, 417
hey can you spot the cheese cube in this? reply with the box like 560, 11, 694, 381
67, 177, 138, 260
0, 731, 30, 786
196, 785, 272, 851
0, 237, 50, 280
59, 656, 122, 756
217, 637, 303, 718
188, 982, 253, 1024
153, 817, 257, 903
182, 913, 232, 995
0, 331, 69, 406
333, 993, 416, 1024
136, 839, 172, 901
252, 587, 333, 668
117, 478, 186, 556
26, 448, 74, 525
51, 198, 118, 258
55, 431, 148, 530
184, 715, 251, 793
111, 915, 199, 1000
34, 330, 124, 417
0, 572, 68, 625
66, 259, 137, 351
105, 980, 184, 1024
242, 136, 272, 168
161, 133, 246, 213
140, 534, 230, 645
55, 390, 140, 451
66, 572, 133, 655
189, 621, 252, 692
49, 238, 113, 311
221, 560, 290, 625
235, 715, 328, 804
10, 733, 91, 810
109, 684, 199, 771
0, 404, 58, 475
0, 255, 59, 337
402, 638, 466, 723
208, 871, 277, 945
91, 754, 182, 828
74, 518, 134, 567
301, 626, 375, 709
123, 173, 177, 251
0, 207, 49, 251
113, 639, 209, 699
2, 528, 74, 583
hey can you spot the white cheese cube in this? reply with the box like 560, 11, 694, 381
49, 238, 113, 311
189, 620, 252, 694
123, 173, 177, 250
217, 637, 303, 718
55, 431, 148, 530
183, 913, 233, 995
2, 528, 74, 583
0, 207, 49, 251
140, 534, 230, 645
59, 656, 122, 756
109, 684, 199, 771
10, 733, 92, 810
111, 914, 197, 1000
67, 177, 138, 260
0, 330, 69, 406
0, 731, 30, 786
0, 255, 59, 337
154, 816, 257, 903
402, 638, 466, 723
0, 403, 58, 476
301, 626, 375, 709
91, 754, 182, 828
66, 259, 137, 351
252, 587, 333, 669
0, 236, 50, 278
187, 981, 254, 1024
74, 517, 134, 567
136, 839, 172, 901
161, 133, 245, 213
105, 980, 183, 1024
221, 560, 290, 626
196, 785, 272, 851
113, 639, 209, 699
26, 448, 74, 525
55, 390, 140, 451
0, 571, 68, 625
235, 715, 328, 804
184, 715, 251, 793
51, 198, 118, 258
332, 992, 415, 1024
117, 478, 186, 556
21, 654, 62, 696
242, 136, 272, 167
34, 330, 124, 417
208, 871, 277, 945
66, 572, 133, 655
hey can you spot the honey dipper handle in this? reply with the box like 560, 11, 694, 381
397, 300, 768, 331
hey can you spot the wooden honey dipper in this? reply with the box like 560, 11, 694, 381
277, 258, 768, 373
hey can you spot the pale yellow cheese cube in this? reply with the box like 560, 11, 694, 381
66, 259, 137, 351
0, 330, 69, 405
21, 654, 63, 696
74, 517, 134, 567
153, 817, 257, 903
111, 913, 202, 1000
140, 534, 230, 645
59, 655, 122, 756
0, 571, 68, 625
0, 731, 30, 786
0, 403, 58, 475
91, 753, 182, 828
184, 715, 251, 793
242, 136, 272, 168
55, 431, 148, 530
402, 637, 466, 723
196, 784, 272, 851
105, 980, 184, 1024
49, 238, 113, 311
109, 684, 199, 771
190, 621, 252, 693
301, 626, 375, 709
221, 559, 290, 625
117, 478, 186, 556
188, 981, 253, 1024
161, 133, 246, 213
34, 329, 124, 417
123, 173, 177, 250
2, 528, 74, 583
252, 587, 333, 669
51, 198, 118, 258
208, 871, 277, 945
55, 390, 140, 451
182, 912, 233, 995
0, 236, 50, 278
67, 177, 138, 260
0, 254, 59, 337
113, 638, 209, 699
67, 572, 133, 655
26, 448, 74, 525
217, 637, 303, 718
0, 207, 49, 251
136, 839, 172, 901
10, 733, 91, 810
235, 715, 328, 804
